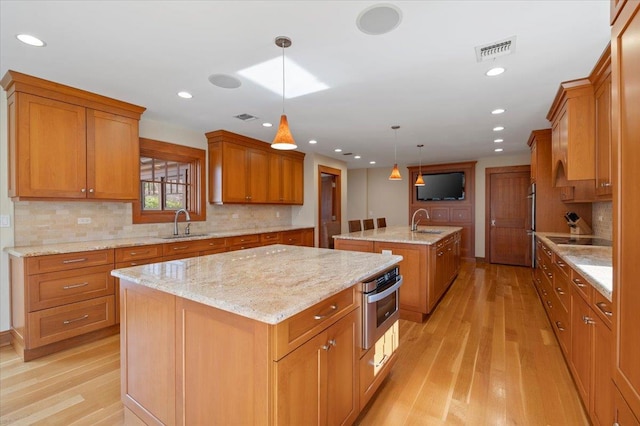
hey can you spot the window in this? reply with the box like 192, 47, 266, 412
133, 138, 206, 224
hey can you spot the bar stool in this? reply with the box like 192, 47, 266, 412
348, 220, 362, 232
363, 219, 375, 230
377, 218, 387, 228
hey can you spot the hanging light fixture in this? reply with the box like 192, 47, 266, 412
388, 125, 402, 180
415, 144, 425, 186
271, 36, 297, 150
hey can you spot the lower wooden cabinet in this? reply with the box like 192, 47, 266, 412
571, 288, 593, 404
359, 320, 399, 410
615, 387, 640, 426
593, 316, 614, 426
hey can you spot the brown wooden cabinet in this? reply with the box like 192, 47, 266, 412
0, 71, 145, 201
592, 46, 613, 199
207, 130, 305, 205
571, 288, 593, 405
612, 0, 640, 421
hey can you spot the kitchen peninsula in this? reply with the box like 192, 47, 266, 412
334, 226, 462, 322
111, 244, 402, 425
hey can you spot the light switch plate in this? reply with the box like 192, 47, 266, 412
77, 217, 91, 224
0, 215, 10, 228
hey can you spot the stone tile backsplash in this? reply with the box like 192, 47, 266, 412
14, 201, 292, 246
592, 201, 612, 240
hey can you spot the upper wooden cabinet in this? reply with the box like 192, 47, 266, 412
206, 130, 305, 205
547, 78, 595, 184
0, 70, 145, 201
590, 45, 613, 199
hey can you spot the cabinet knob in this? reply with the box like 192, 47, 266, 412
89, 188, 94, 193
81, 188, 86, 193
601, 182, 612, 187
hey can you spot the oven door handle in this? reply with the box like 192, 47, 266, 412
366, 276, 403, 304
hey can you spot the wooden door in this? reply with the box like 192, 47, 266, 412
222, 142, 249, 202
595, 74, 612, 197
318, 165, 342, 249
247, 148, 269, 202
87, 110, 139, 200
326, 309, 358, 426
613, 0, 640, 420
487, 167, 531, 266
17, 94, 87, 198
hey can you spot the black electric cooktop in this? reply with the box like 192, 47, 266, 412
546, 236, 612, 247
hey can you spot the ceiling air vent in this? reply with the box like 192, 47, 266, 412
234, 113, 258, 121
475, 36, 516, 62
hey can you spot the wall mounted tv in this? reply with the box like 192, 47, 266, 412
416, 172, 465, 201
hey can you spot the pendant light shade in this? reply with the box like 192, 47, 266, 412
271, 36, 297, 150
415, 144, 425, 186
388, 125, 402, 180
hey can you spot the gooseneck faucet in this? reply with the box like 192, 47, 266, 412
173, 208, 191, 236
411, 208, 430, 231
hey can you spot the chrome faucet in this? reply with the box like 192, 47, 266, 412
411, 208, 430, 231
173, 208, 191, 236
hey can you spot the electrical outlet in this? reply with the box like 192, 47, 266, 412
0, 215, 10, 228
77, 217, 92, 224
381, 249, 393, 256
276, 211, 280, 218
598, 215, 604, 222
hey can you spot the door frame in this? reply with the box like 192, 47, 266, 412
485, 165, 531, 264
318, 165, 342, 248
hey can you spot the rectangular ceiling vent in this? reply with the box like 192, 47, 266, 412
234, 113, 258, 121
475, 36, 516, 62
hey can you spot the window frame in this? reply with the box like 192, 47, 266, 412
133, 137, 206, 224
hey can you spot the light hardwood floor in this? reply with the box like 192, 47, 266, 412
0, 261, 588, 425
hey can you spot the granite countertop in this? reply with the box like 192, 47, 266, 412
4, 225, 314, 258
535, 232, 612, 301
333, 225, 463, 245
111, 244, 402, 324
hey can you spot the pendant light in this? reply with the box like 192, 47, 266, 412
271, 36, 297, 150
388, 125, 402, 180
415, 144, 425, 186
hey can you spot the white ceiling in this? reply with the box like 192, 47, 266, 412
0, 1, 611, 169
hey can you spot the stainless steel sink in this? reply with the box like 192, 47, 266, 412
160, 234, 209, 239
413, 230, 443, 234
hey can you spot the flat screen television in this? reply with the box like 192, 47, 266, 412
416, 172, 465, 201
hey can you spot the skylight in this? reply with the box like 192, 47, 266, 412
238, 57, 329, 99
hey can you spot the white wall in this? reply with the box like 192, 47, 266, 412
0, 92, 13, 331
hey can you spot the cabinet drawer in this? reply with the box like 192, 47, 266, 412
553, 268, 571, 315
227, 234, 260, 247
28, 265, 115, 312
115, 244, 163, 262
199, 247, 228, 256
281, 230, 304, 246
260, 232, 281, 244
553, 254, 571, 278
115, 257, 163, 269
450, 208, 471, 222
27, 295, 115, 348
593, 291, 613, 327
430, 207, 450, 222
571, 268, 594, 303
163, 238, 220, 256
26, 250, 114, 275
272, 287, 356, 360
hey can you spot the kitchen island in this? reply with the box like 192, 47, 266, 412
111, 244, 402, 425
334, 225, 462, 322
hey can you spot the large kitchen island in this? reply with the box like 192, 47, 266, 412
334, 226, 462, 322
111, 244, 402, 425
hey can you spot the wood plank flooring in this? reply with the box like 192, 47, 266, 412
0, 261, 588, 425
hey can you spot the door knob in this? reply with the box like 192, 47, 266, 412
491, 219, 496, 226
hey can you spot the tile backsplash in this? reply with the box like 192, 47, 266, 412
14, 201, 292, 246
592, 201, 612, 240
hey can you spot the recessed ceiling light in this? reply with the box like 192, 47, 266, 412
369, 161, 376, 164
308, 139, 317, 144
495, 148, 504, 152
354, 155, 361, 159
494, 139, 504, 143
493, 126, 504, 131
262, 122, 273, 127
16, 34, 46, 47
491, 108, 505, 114
486, 67, 505, 77
177, 91, 193, 99
334, 148, 342, 152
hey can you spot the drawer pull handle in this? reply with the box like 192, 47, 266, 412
63, 282, 89, 290
572, 278, 586, 288
596, 302, 613, 317
556, 261, 565, 267
314, 304, 337, 320
370, 354, 389, 368
555, 321, 565, 332
546, 272, 553, 278
63, 314, 89, 325
172, 246, 189, 251
546, 300, 553, 308
555, 287, 565, 295
583, 315, 596, 325
129, 250, 149, 256
62, 258, 88, 264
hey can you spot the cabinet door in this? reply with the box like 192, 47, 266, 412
247, 148, 269, 202
595, 75, 613, 197
530, 141, 538, 183
326, 309, 359, 426
17, 94, 87, 198
87, 109, 139, 200
222, 143, 249, 202
593, 321, 614, 426
268, 153, 283, 203
282, 156, 304, 204
571, 290, 592, 405
274, 331, 326, 425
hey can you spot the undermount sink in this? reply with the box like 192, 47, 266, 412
413, 230, 443, 234
160, 234, 209, 239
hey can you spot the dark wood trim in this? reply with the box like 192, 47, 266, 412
0, 330, 12, 347
318, 165, 342, 248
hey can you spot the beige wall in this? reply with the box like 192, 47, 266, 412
347, 168, 367, 222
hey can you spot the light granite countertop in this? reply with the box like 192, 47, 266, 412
111, 244, 402, 324
4, 225, 314, 258
333, 225, 463, 245
535, 232, 612, 301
